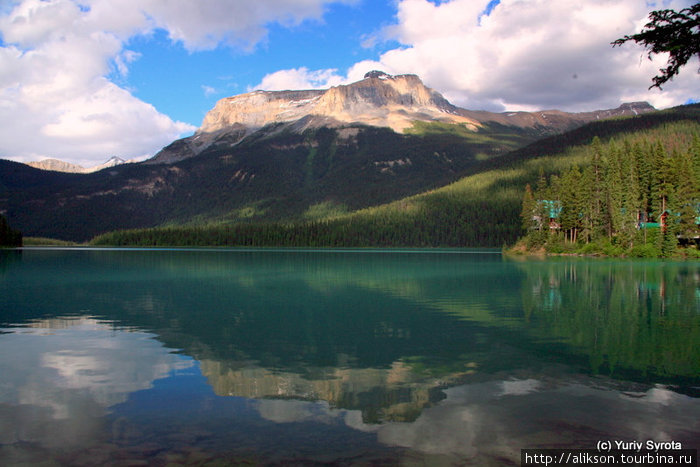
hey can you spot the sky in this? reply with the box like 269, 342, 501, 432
0, 0, 697, 167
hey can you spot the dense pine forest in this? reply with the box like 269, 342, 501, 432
0, 214, 22, 247
515, 123, 700, 257
91, 108, 700, 251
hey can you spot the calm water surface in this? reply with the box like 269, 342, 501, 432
0, 248, 698, 465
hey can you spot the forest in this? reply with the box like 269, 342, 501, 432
516, 125, 700, 257
91, 108, 700, 252
89, 110, 700, 252
0, 214, 22, 247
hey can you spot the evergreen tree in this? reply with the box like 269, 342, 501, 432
578, 165, 597, 243
673, 149, 698, 239
604, 142, 624, 239
558, 165, 584, 243
651, 141, 674, 220
589, 137, 606, 240
517, 129, 700, 256
612, 4, 700, 89
520, 184, 536, 233
0, 214, 22, 247
618, 141, 642, 247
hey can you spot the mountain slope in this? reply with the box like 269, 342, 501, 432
149, 71, 654, 164
92, 104, 700, 248
0, 72, 662, 242
0, 123, 537, 241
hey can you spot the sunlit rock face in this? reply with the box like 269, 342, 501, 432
199, 72, 476, 135
149, 70, 655, 165
200, 90, 326, 133
149, 72, 480, 164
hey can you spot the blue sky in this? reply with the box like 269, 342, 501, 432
114, 1, 401, 126
0, 0, 696, 167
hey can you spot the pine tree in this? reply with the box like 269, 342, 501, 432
673, 149, 698, 239
578, 165, 596, 243
604, 142, 624, 239
0, 214, 22, 247
619, 140, 642, 248
651, 141, 673, 221
559, 165, 584, 243
590, 138, 606, 240
521, 184, 536, 233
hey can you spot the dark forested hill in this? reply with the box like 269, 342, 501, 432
0, 122, 541, 241
91, 105, 700, 248
2, 104, 697, 243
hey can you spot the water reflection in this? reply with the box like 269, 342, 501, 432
366, 376, 700, 462
0, 316, 189, 464
514, 259, 700, 383
200, 359, 451, 423
0, 249, 698, 464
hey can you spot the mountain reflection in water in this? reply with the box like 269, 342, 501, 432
0, 248, 698, 465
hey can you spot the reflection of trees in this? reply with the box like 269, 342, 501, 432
518, 260, 700, 381
1, 250, 505, 423
0, 250, 21, 278
6, 248, 698, 426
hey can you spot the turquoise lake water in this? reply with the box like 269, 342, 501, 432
0, 248, 698, 465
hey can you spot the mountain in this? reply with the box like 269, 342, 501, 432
149, 71, 654, 164
92, 104, 700, 248
0, 72, 664, 242
27, 156, 128, 174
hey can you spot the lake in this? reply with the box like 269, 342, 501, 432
0, 248, 698, 465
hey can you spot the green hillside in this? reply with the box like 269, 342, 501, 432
514, 120, 700, 257
0, 122, 542, 242
92, 104, 700, 247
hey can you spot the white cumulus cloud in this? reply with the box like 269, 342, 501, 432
378, 0, 699, 112
259, 0, 698, 113
0, 0, 354, 166
251, 67, 347, 91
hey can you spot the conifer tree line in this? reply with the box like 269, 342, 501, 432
520, 129, 700, 256
0, 214, 22, 247
92, 196, 520, 249
89, 111, 699, 251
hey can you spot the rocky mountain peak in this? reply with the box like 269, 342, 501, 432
150, 72, 658, 165
617, 102, 656, 114
27, 156, 127, 173
364, 70, 391, 79
151, 72, 482, 165
198, 72, 473, 137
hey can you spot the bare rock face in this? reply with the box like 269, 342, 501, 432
148, 71, 479, 164
148, 71, 656, 164
27, 159, 87, 173
200, 90, 325, 133
198, 71, 477, 135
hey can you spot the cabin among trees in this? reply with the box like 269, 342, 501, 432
520, 133, 700, 256
532, 201, 700, 236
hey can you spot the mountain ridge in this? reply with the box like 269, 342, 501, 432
27, 156, 128, 174
148, 71, 655, 165
0, 73, 682, 243
91, 104, 700, 248
17, 72, 656, 171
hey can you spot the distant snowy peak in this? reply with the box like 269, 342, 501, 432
28, 156, 128, 174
